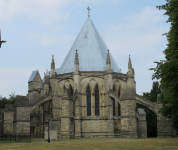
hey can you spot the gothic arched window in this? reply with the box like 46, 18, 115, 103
118, 103, 121, 116
95, 85, 99, 116
87, 85, 91, 116
112, 85, 116, 116
113, 85, 117, 94
111, 97, 115, 116
118, 86, 121, 97
69, 85, 73, 96
118, 87, 121, 116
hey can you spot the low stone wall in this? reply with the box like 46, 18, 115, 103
81, 119, 116, 137
3, 112, 14, 134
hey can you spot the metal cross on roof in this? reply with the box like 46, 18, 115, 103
0, 30, 6, 48
87, 7, 91, 17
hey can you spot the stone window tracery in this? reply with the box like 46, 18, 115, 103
69, 85, 73, 96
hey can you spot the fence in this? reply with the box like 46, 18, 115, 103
0, 134, 31, 143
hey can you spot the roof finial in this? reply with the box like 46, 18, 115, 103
129, 54, 130, 58
87, 7, 91, 17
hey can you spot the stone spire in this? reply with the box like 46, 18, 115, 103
74, 49, 79, 64
51, 55, 55, 76
106, 50, 111, 65
51, 55, 55, 69
127, 54, 136, 93
74, 49, 80, 91
74, 49, 79, 74
106, 50, 111, 72
128, 54, 132, 69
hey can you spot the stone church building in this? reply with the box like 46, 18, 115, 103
0, 15, 173, 139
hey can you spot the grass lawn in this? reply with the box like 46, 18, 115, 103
0, 137, 178, 150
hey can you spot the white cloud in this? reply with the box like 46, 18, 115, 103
27, 32, 74, 47
0, 0, 124, 24
0, 0, 72, 24
103, 6, 169, 56
0, 67, 46, 97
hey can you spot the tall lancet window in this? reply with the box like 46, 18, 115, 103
118, 86, 121, 116
112, 85, 116, 116
118, 87, 121, 97
87, 85, 91, 116
95, 85, 99, 116
111, 97, 115, 116
118, 103, 121, 116
69, 85, 73, 96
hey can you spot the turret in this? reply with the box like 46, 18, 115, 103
51, 55, 55, 77
28, 70, 42, 103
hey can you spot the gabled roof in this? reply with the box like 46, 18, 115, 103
28, 70, 41, 82
57, 16, 121, 74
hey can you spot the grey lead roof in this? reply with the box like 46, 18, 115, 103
28, 70, 39, 82
56, 16, 121, 74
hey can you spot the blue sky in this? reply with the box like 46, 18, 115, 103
0, 0, 170, 97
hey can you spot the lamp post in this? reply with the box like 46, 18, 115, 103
46, 115, 50, 143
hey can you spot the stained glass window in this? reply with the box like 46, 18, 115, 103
87, 85, 91, 116
70, 85, 73, 96
118, 103, 121, 116
118, 87, 120, 97
118, 87, 121, 116
95, 85, 99, 116
111, 97, 115, 116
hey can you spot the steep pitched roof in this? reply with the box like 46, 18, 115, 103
57, 16, 121, 74
28, 70, 41, 82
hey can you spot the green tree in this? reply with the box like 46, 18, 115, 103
150, 0, 178, 130
137, 81, 161, 137
0, 93, 16, 109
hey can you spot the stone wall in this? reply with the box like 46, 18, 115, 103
137, 108, 147, 138
3, 112, 14, 134
81, 120, 107, 137
14, 106, 31, 134
121, 98, 137, 138
0, 114, 3, 135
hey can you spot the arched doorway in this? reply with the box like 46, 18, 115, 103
136, 103, 157, 137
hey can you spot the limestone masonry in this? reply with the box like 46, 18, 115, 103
0, 15, 173, 139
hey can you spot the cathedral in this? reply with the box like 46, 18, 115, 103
0, 13, 173, 139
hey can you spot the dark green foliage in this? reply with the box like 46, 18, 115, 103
137, 81, 161, 137
150, 0, 178, 130
0, 93, 16, 109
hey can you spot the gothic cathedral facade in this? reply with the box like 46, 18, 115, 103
0, 16, 173, 139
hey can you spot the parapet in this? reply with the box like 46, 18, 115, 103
15, 95, 29, 107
